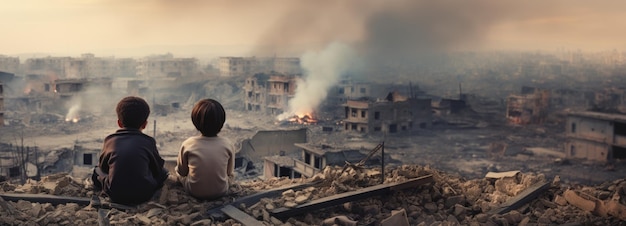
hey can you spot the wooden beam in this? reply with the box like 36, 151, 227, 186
220, 205, 264, 226
487, 181, 551, 215
271, 174, 434, 220
0, 193, 91, 206
0, 193, 134, 210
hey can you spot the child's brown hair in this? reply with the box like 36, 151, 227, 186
116, 96, 150, 129
191, 99, 225, 137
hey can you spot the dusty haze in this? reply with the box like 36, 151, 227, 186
1, 0, 626, 58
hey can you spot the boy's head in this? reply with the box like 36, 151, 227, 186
191, 99, 225, 137
116, 96, 150, 129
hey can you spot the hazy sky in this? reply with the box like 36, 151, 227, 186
2, 0, 626, 57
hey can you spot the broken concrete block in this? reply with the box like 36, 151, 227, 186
294, 195, 308, 204
284, 201, 297, 208
554, 195, 567, 206
190, 219, 211, 226
282, 189, 295, 197
136, 215, 151, 225
265, 203, 275, 210
321, 216, 357, 226
502, 210, 523, 225
445, 195, 466, 208
606, 200, 626, 221
424, 203, 438, 213
563, 190, 595, 212
381, 209, 409, 226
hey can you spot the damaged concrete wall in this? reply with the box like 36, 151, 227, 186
239, 129, 307, 162
368, 98, 432, 134
565, 112, 626, 162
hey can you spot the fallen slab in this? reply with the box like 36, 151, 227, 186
381, 208, 410, 226
220, 205, 264, 226
271, 175, 434, 220
487, 181, 551, 215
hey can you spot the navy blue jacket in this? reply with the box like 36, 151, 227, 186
98, 128, 168, 205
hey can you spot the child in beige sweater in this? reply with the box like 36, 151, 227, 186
175, 99, 235, 200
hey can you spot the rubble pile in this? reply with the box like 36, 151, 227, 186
0, 165, 625, 225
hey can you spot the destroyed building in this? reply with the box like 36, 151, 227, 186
343, 92, 432, 134
243, 72, 297, 114
329, 78, 371, 105
137, 53, 198, 78
565, 111, 626, 162
506, 88, 550, 124
0, 55, 20, 74
219, 56, 301, 77
264, 143, 382, 179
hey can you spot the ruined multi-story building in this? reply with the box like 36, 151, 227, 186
330, 79, 371, 104
137, 53, 197, 78
565, 111, 626, 162
506, 88, 550, 124
24, 57, 71, 78
219, 56, 300, 77
263, 143, 375, 179
243, 73, 297, 114
343, 92, 432, 134
0, 55, 20, 74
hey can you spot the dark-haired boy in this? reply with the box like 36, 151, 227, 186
91, 96, 169, 205
175, 98, 235, 200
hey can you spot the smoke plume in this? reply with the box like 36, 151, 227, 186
277, 42, 360, 120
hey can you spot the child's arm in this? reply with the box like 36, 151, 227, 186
175, 145, 189, 177
226, 145, 235, 179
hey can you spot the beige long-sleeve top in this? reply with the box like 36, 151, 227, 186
175, 135, 234, 199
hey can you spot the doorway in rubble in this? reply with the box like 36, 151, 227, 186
612, 146, 626, 160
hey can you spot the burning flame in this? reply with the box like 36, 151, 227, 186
286, 112, 318, 124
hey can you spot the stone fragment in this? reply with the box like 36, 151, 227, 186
284, 201, 298, 208
424, 203, 438, 213
30, 203, 43, 218
294, 195, 308, 204
146, 208, 163, 218
321, 216, 357, 226
282, 189, 295, 197
445, 195, 466, 208
270, 216, 283, 225
502, 210, 522, 225
190, 219, 211, 226
262, 209, 270, 222
563, 190, 595, 212
15, 200, 32, 211
554, 195, 567, 206
453, 204, 466, 217
474, 213, 488, 223
136, 215, 151, 225
265, 203, 275, 210
381, 208, 409, 226
343, 202, 352, 212
518, 216, 530, 226
606, 200, 626, 221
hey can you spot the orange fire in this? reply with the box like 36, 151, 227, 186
288, 112, 318, 124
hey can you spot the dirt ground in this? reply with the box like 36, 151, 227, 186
1, 104, 624, 186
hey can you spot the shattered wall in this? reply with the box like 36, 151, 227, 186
238, 129, 307, 162
345, 96, 431, 134
565, 112, 626, 162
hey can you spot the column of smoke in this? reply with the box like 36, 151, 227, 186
65, 103, 81, 123
277, 42, 359, 121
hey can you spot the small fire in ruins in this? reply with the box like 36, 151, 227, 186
280, 112, 319, 125
65, 104, 81, 123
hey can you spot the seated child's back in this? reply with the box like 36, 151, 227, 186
93, 96, 168, 205
176, 99, 234, 199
